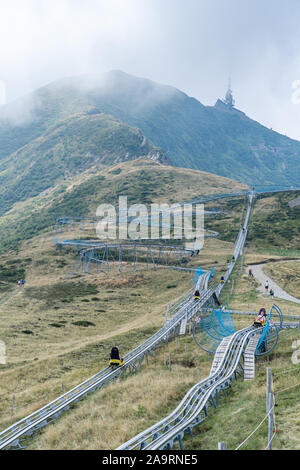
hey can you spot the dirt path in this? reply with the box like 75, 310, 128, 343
0, 287, 22, 309
250, 263, 300, 304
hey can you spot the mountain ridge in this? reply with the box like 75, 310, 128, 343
0, 70, 300, 205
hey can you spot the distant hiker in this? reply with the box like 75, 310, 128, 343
232, 256, 236, 262
220, 276, 225, 284
270, 289, 274, 299
17, 280, 21, 287
248, 268, 253, 277
265, 280, 269, 292
21, 279, 25, 287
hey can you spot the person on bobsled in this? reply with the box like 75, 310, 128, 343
253, 308, 267, 327
194, 290, 201, 300
109, 347, 124, 367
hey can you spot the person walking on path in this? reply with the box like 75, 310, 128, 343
265, 280, 269, 293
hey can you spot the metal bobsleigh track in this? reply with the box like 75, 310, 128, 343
0, 191, 255, 450
117, 310, 298, 451
0, 270, 215, 450
117, 326, 256, 450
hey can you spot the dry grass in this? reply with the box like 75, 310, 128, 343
1, 194, 300, 450
222, 250, 300, 317
262, 260, 300, 297
27, 334, 213, 450
0, 230, 194, 432
180, 327, 300, 450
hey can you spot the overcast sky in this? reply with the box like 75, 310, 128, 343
1, 0, 300, 140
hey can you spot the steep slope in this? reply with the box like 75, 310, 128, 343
0, 70, 299, 187
0, 112, 167, 216
0, 158, 248, 252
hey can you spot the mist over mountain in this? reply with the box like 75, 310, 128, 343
0, 70, 299, 215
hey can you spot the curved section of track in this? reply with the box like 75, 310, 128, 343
118, 315, 298, 451
117, 326, 255, 450
0, 193, 254, 450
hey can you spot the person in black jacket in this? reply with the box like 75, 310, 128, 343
110, 347, 120, 360
194, 290, 201, 300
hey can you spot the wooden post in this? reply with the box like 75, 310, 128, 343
268, 391, 274, 450
11, 395, 15, 417
106, 245, 109, 272
266, 368, 274, 450
266, 368, 271, 412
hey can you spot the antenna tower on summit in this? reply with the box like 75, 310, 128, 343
224, 78, 235, 108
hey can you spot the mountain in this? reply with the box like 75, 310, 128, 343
0, 110, 168, 216
1, 70, 300, 191
1, 69, 300, 222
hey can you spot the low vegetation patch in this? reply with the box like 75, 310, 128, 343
25, 281, 99, 304
0, 264, 25, 283
49, 323, 65, 328
72, 321, 96, 327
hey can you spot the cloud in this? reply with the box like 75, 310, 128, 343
0, 81, 6, 105
1, 0, 300, 139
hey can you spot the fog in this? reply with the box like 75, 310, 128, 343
1, 0, 300, 139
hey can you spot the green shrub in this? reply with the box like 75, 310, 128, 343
72, 320, 95, 327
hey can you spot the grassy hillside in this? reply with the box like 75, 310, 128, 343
25, 326, 300, 450
0, 228, 299, 450
247, 191, 300, 253
201, 190, 300, 253
1, 71, 300, 187
0, 112, 167, 216
0, 177, 300, 449
263, 260, 300, 297
0, 158, 248, 253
